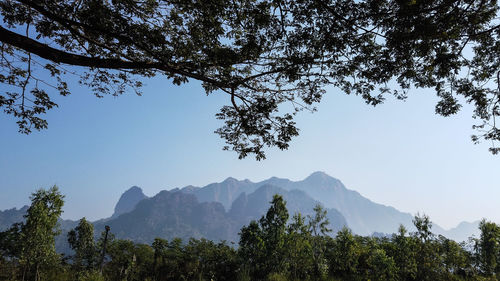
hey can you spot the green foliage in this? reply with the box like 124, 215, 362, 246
1, 1, 500, 158
68, 217, 98, 271
326, 227, 361, 279
184, 238, 238, 281
437, 235, 472, 280
363, 247, 396, 281
387, 225, 417, 280
0, 222, 22, 259
19, 185, 64, 281
308, 205, 332, 237
3, 191, 500, 281
76, 270, 105, 281
239, 194, 289, 279
103, 239, 154, 281
95, 225, 114, 272
412, 214, 442, 281
476, 219, 500, 276
266, 272, 288, 281
308, 205, 332, 279
285, 213, 314, 280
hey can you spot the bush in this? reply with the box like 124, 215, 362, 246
77, 270, 105, 281
267, 273, 288, 281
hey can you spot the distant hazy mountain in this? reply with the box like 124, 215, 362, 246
0, 206, 27, 231
179, 172, 479, 241
94, 184, 347, 244
261, 172, 415, 235
181, 178, 257, 210
180, 172, 412, 235
0, 206, 78, 253
111, 186, 148, 218
228, 184, 347, 233
95, 190, 236, 243
0, 172, 482, 244
440, 221, 481, 241
259, 172, 479, 241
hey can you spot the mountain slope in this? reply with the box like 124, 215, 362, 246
181, 178, 257, 210
258, 172, 479, 240
0, 173, 482, 244
95, 190, 237, 243
111, 186, 148, 218
229, 184, 347, 233
182, 172, 477, 238
259, 172, 415, 235
96, 185, 348, 244
0, 206, 27, 231
442, 221, 480, 241
180, 172, 416, 235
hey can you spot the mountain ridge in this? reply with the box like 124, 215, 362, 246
0, 172, 482, 244
111, 185, 148, 218
92, 184, 348, 244
177, 172, 479, 240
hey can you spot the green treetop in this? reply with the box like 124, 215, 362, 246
19, 185, 64, 281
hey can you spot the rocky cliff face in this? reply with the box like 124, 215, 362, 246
0, 172, 481, 248
111, 186, 148, 218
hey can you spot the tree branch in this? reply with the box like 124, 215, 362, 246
0, 26, 228, 89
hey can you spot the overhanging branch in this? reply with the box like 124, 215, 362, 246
0, 25, 228, 88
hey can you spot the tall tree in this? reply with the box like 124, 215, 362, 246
67, 217, 97, 271
412, 214, 441, 281
258, 194, 289, 276
437, 235, 469, 278
239, 194, 289, 279
0, 222, 23, 280
285, 213, 314, 280
356, 237, 397, 281
151, 238, 168, 281
0, 222, 22, 260
476, 219, 500, 276
1, 0, 499, 158
96, 225, 113, 274
388, 225, 417, 280
307, 204, 331, 279
326, 227, 361, 279
19, 185, 64, 281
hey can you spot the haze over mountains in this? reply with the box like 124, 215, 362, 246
175, 171, 479, 240
92, 183, 347, 243
181, 171, 417, 235
0, 172, 480, 245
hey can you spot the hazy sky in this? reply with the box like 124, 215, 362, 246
1, 74, 499, 230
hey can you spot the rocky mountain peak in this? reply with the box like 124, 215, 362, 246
112, 186, 147, 218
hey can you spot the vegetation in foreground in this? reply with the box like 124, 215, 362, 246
1, 186, 500, 281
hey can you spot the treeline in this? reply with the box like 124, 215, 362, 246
1, 186, 500, 281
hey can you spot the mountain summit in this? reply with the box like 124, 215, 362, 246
0, 172, 481, 246
94, 183, 348, 244
178, 172, 479, 240
112, 186, 147, 218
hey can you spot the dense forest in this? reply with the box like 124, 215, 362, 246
1, 186, 500, 281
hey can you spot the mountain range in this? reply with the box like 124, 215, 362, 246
93, 184, 347, 244
0, 172, 481, 247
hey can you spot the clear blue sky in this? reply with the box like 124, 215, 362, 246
1, 74, 499, 229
